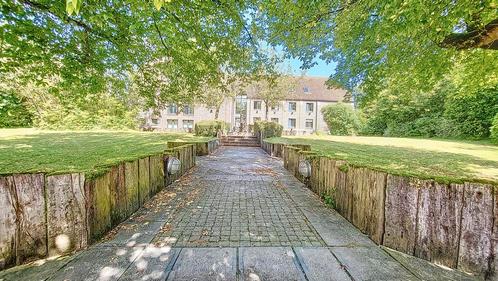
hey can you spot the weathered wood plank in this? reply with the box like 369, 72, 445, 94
383, 175, 420, 255
109, 165, 127, 226
491, 186, 498, 280
86, 172, 111, 242
149, 154, 165, 196
0, 176, 17, 269
11, 174, 47, 264
334, 161, 350, 220
138, 157, 150, 206
415, 182, 463, 269
351, 169, 387, 244
458, 183, 493, 277
46, 173, 87, 256
125, 160, 139, 215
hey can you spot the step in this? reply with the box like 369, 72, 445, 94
222, 143, 261, 147
221, 142, 260, 146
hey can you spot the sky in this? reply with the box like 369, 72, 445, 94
282, 57, 337, 78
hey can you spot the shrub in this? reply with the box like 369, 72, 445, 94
491, 113, 498, 143
444, 85, 498, 138
321, 103, 361, 135
194, 120, 227, 137
0, 92, 33, 128
254, 120, 283, 138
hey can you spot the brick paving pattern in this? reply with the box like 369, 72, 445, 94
154, 176, 324, 247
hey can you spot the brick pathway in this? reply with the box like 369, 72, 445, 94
0, 147, 477, 281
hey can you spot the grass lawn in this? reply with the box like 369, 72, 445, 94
0, 128, 213, 176
266, 135, 498, 184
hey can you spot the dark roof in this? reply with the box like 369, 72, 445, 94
246, 76, 348, 102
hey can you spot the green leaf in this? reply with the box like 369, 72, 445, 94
74, 0, 82, 15
153, 0, 163, 11
66, 0, 74, 15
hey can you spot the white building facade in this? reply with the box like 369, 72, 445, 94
143, 76, 349, 135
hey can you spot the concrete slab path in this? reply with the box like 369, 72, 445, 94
0, 147, 477, 281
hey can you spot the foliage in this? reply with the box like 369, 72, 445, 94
359, 86, 447, 136
321, 193, 335, 209
266, 135, 498, 184
0, 129, 212, 175
321, 103, 361, 135
249, 63, 298, 120
254, 120, 283, 138
0, 72, 140, 130
0, 92, 32, 128
444, 85, 498, 138
491, 113, 498, 143
1, 0, 273, 109
194, 120, 228, 137
259, 1, 498, 101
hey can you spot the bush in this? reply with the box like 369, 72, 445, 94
0, 92, 33, 128
254, 121, 283, 138
491, 113, 498, 143
194, 120, 227, 137
444, 85, 498, 138
321, 103, 361, 135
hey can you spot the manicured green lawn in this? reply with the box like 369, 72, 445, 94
0, 129, 212, 175
266, 135, 498, 184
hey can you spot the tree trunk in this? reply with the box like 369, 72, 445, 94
264, 99, 269, 121
214, 106, 220, 120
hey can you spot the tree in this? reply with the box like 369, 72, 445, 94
322, 103, 361, 135
258, 1, 498, 102
250, 67, 298, 120
199, 74, 245, 120
1, 0, 271, 107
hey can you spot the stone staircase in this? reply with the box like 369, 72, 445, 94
220, 135, 260, 147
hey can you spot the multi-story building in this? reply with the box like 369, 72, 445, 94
143, 76, 349, 135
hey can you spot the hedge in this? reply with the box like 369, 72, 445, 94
194, 120, 228, 137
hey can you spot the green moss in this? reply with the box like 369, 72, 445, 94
338, 164, 349, 173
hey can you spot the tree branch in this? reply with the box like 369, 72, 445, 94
440, 18, 498, 50
20, 0, 118, 46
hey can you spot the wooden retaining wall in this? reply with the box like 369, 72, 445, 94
167, 139, 219, 156
263, 140, 497, 279
0, 142, 204, 270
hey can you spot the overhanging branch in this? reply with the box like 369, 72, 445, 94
440, 18, 498, 50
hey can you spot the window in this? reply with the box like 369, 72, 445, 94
288, 102, 297, 112
306, 102, 314, 113
253, 117, 261, 123
183, 105, 194, 115
253, 100, 262, 110
151, 118, 159, 126
167, 104, 177, 114
183, 120, 194, 129
288, 118, 296, 129
271, 118, 279, 123
270, 104, 279, 111
305, 119, 314, 129
167, 119, 178, 129
303, 86, 310, 93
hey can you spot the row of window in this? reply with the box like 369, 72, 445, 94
253, 101, 314, 113
252, 117, 314, 129
166, 105, 194, 115
153, 117, 314, 130
151, 119, 194, 129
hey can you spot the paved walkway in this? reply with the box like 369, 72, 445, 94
0, 147, 476, 281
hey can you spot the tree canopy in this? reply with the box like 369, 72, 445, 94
258, 0, 497, 100
0, 0, 271, 107
1, 0, 497, 131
